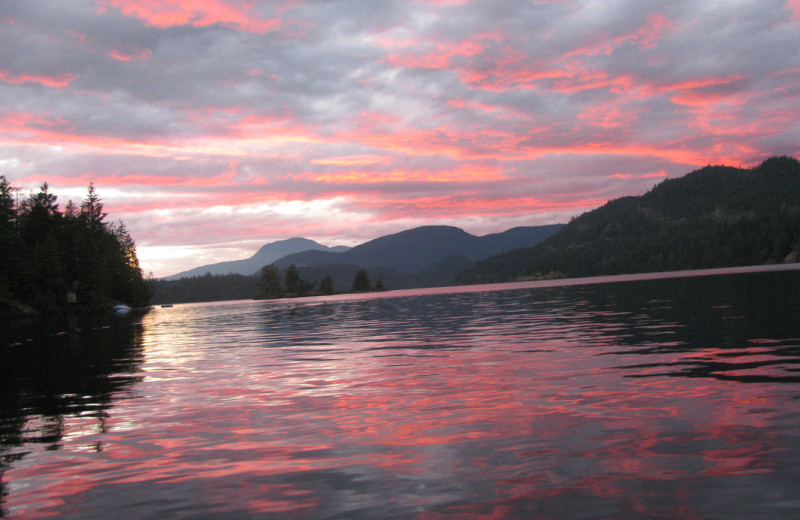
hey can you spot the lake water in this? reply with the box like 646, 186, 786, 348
2, 266, 800, 519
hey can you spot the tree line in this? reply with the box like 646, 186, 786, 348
0, 178, 151, 314
148, 265, 386, 304
254, 264, 384, 299
148, 273, 256, 305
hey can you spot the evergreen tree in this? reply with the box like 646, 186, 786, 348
255, 264, 282, 299
0, 181, 150, 314
17, 183, 64, 310
0, 176, 15, 232
19, 183, 60, 242
79, 183, 107, 233
285, 264, 301, 295
0, 177, 20, 300
318, 273, 335, 295
110, 222, 151, 307
71, 185, 109, 306
351, 268, 370, 292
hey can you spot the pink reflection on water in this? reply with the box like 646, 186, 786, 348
6, 363, 789, 519
5, 270, 800, 518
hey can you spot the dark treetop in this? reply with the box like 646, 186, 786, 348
0, 180, 151, 315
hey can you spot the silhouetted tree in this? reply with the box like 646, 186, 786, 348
318, 273, 335, 295
351, 268, 370, 292
255, 264, 282, 299
80, 183, 107, 233
0, 181, 150, 313
109, 222, 151, 306
0, 176, 15, 232
284, 263, 313, 296
17, 183, 65, 309
0, 177, 20, 300
285, 264, 301, 294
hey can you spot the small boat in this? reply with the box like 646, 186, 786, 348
113, 303, 132, 313
160, 304, 174, 308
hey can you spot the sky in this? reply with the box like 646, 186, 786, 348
2, 0, 799, 278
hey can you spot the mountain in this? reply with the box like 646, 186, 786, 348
163, 237, 350, 280
274, 225, 564, 273
462, 156, 800, 283
151, 224, 564, 300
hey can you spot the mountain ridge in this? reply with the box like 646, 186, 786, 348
163, 237, 349, 280
162, 224, 564, 282
273, 225, 564, 273
461, 156, 800, 283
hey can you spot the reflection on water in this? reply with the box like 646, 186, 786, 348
0, 313, 145, 517
2, 268, 800, 519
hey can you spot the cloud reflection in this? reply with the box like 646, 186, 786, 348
3, 270, 800, 518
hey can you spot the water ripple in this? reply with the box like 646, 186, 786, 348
3, 268, 800, 518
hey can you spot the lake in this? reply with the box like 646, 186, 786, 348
2, 265, 800, 519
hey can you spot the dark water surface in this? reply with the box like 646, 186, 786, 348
2, 267, 800, 519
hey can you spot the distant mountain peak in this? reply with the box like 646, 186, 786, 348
254, 237, 319, 254
163, 238, 349, 280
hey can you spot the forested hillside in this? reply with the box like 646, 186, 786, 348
0, 179, 151, 315
462, 156, 800, 283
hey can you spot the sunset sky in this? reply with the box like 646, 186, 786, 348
2, 1, 799, 277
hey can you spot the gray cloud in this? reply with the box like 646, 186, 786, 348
1, 0, 799, 276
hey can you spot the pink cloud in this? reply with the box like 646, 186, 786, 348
657, 75, 750, 96
108, 48, 153, 61
348, 193, 607, 221
550, 71, 637, 94
295, 163, 506, 185
383, 39, 486, 70
310, 154, 394, 167
788, 0, 800, 22
3, 0, 799, 278
96, 0, 281, 33
457, 65, 572, 92
566, 12, 676, 57
577, 100, 637, 130
607, 171, 668, 180
632, 13, 676, 49
0, 70, 76, 88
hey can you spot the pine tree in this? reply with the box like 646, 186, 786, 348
255, 264, 282, 299
351, 269, 370, 292
0, 177, 20, 300
319, 273, 335, 295
1, 181, 151, 314
285, 264, 301, 294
